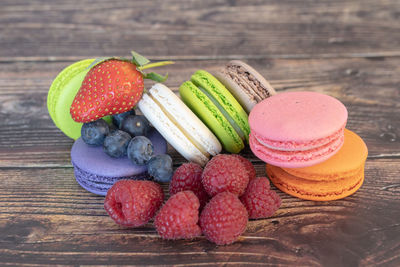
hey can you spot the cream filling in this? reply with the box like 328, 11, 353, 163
147, 91, 210, 158
250, 133, 344, 163
254, 135, 324, 152
197, 86, 245, 141
226, 65, 267, 101
253, 126, 344, 152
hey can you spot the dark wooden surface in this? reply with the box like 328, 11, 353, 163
1, 0, 399, 266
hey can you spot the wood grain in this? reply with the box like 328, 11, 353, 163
1, 0, 399, 265
0, 160, 399, 266
0, 0, 399, 60
0, 57, 399, 167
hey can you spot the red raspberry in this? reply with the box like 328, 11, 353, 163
200, 192, 248, 245
155, 191, 202, 240
202, 154, 249, 197
104, 180, 164, 227
231, 154, 256, 180
169, 162, 209, 208
240, 177, 281, 219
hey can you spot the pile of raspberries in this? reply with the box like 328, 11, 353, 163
104, 154, 281, 245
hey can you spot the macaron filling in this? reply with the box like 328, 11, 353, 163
197, 85, 245, 141
191, 70, 250, 142
252, 125, 345, 151
224, 63, 271, 102
146, 90, 210, 158
284, 165, 364, 181
180, 81, 244, 153
250, 132, 344, 163
267, 164, 364, 200
72, 161, 148, 195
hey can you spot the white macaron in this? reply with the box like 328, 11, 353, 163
138, 83, 222, 166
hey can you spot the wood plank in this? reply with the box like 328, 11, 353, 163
0, 57, 399, 167
0, 159, 399, 266
0, 0, 399, 60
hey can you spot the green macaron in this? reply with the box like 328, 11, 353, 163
47, 59, 111, 140
179, 70, 250, 153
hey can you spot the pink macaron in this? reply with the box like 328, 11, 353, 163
249, 91, 348, 168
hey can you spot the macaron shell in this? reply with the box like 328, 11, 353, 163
71, 128, 167, 178
48, 59, 93, 121
214, 60, 276, 113
148, 83, 222, 157
48, 59, 112, 139
55, 69, 93, 139
229, 60, 276, 97
48, 59, 93, 139
283, 129, 368, 180
191, 70, 250, 143
180, 81, 244, 153
267, 164, 364, 201
214, 70, 258, 113
138, 90, 209, 166
73, 162, 149, 196
249, 91, 348, 144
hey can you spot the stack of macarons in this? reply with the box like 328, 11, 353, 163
49, 55, 367, 201
248, 91, 368, 201
138, 61, 276, 158
178, 62, 276, 153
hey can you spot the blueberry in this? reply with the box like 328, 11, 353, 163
127, 136, 154, 165
103, 130, 131, 158
81, 119, 110, 146
108, 123, 118, 133
121, 115, 151, 137
147, 154, 173, 182
112, 109, 136, 129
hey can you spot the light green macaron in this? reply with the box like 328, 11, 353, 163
179, 70, 250, 153
47, 59, 110, 140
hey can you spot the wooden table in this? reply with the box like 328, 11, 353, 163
1, 0, 399, 266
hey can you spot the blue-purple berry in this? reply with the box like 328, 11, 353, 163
103, 130, 131, 158
127, 136, 154, 165
112, 109, 136, 129
121, 115, 151, 137
81, 119, 110, 146
147, 154, 173, 182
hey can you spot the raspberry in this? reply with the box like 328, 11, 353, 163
200, 192, 248, 245
155, 191, 202, 240
240, 177, 281, 219
231, 154, 256, 180
169, 162, 209, 208
104, 180, 164, 227
202, 154, 249, 197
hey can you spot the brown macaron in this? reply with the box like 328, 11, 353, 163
214, 60, 276, 113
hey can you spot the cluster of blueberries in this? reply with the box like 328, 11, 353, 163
81, 110, 173, 182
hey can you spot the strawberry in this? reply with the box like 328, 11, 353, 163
70, 51, 173, 123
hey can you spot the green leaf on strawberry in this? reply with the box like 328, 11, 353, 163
144, 72, 168, 83
131, 50, 150, 67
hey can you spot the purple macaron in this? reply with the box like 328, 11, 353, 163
71, 128, 167, 195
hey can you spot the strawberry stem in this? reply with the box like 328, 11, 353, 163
138, 61, 174, 70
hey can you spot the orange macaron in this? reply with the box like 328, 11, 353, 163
266, 129, 368, 201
